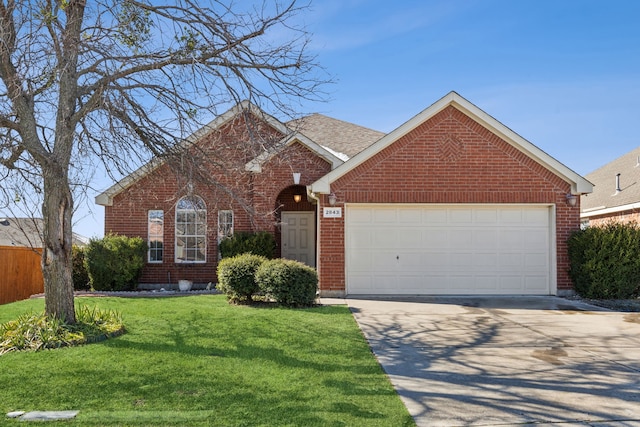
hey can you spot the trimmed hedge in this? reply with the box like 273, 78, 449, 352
255, 259, 318, 307
568, 222, 640, 299
216, 254, 267, 303
84, 234, 148, 292
219, 231, 275, 259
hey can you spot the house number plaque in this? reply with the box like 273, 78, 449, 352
323, 207, 342, 218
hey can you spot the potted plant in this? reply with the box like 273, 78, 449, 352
178, 279, 193, 292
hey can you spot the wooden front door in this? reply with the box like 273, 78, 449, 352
281, 211, 316, 268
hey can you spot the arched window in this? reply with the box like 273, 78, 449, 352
175, 196, 206, 263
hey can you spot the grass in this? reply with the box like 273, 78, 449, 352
0, 295, 414, 426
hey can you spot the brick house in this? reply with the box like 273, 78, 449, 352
96, 92, 592, 296
580, 146, 640, 227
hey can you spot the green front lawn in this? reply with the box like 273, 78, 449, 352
0, 295, 414, 426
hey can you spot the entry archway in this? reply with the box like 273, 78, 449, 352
275, 185, 316, 267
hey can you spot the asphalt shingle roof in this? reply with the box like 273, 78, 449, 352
0, 217, 88, 247
582, 146, 640, 212
287, 113, 385, 158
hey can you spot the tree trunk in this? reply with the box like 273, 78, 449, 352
41, 164, 76, 324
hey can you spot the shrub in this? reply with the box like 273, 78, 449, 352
216, 253, 267, 303
219, 231, 276, 259
255, 259, 318, 307
0, 306, 124, 355
72, 245, 91, 291
568, 222, 640, 299
84, 234, 148, 291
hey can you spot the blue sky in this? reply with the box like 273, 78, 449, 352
76, 0, 640, 238
300, 0, 640, 172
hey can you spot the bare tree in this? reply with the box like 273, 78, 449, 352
0, 0, 326, 323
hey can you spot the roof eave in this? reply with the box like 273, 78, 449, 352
311, 91, 593, 195
581, 202, 640, 219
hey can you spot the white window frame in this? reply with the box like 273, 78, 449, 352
148, 210, 164, 263
175, 196, 207, 263
217, 210, 234, 244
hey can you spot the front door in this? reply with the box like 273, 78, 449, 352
281, 211, 315, 267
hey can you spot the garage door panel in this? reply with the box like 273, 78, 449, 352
525, 276, 549, 292
374, 209, 397, 223
474, 253, 498, 269
450, 252, 473, 268
500, 209, 524, 223
423, 209, 448, 223
524, 231, 548, 248
398, 252, 424, 271
473, 230, 499, 249
475, 209, 498, 223
373, 252, 398, 271
450, 209, 473, 223
375, 228, 396, 247
398, 229, 423, 248
346, 205, 552, 295
524, 209, 550, 225
349, 250, 373, 271
499, 276, 525, 292
524, 253, 549, 269
433, 229, 456, 248
499, 230, 525, 249
423, 252, 449, 267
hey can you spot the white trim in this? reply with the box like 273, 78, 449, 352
580, 202, 640, 219
311, 91, 593, 196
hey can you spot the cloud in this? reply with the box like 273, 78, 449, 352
307, 0, 456, 52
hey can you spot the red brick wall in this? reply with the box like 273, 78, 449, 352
587, 210, 640, 227
104, 118, 332, 286
317, 106, 580, 295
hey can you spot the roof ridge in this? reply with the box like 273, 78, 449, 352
287, 113, 385, 135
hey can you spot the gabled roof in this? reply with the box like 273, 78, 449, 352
245, 132, 345, 172
311, 91, 593, 195
287, 113, 385, 158
96, 102, 384, 207
96, 101, 289, 207
581, 146, 640, 218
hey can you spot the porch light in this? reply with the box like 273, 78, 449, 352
328, 193, 337, 206
293, 172, 301, 185
566, 194, 577, 207
293, 194, 302, 203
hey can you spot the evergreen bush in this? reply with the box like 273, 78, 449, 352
216, 253, 267, 303
84, 234, 148, 291
72, 245, 91, 290
219, 231, 275, 259
568, 222, 640, 299
255, 259, 318, 307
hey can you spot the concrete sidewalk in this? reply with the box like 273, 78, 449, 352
343, 296, 640, 427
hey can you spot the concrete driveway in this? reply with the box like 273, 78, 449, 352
345, 296, 640, 427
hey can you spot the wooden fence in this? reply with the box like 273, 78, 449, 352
0, 246, 44, 305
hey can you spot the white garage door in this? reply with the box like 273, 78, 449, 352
345, 204, 554, 295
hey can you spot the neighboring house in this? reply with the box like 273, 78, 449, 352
0, 217, 88, 304
96, 92, 593, 297
580, 146, 640, 227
